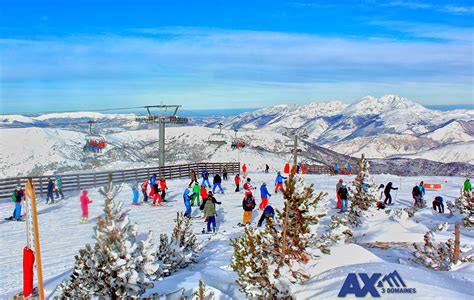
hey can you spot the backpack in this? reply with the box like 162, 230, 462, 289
244, 196, 254, 208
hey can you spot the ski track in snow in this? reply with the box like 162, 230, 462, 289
0, 173, 473, 299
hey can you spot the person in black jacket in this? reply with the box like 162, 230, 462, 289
412, 185, 423, 208
338, 183, 349, 213
46, 178, 55, 204
242, 193, 256, 225
212, 174, 224, 194
384, 182, 398, 205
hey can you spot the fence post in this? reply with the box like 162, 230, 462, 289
77, 175, 81, 190
39, 177, 44, 198
94, 173, 97, 186
454, 223, 460, 264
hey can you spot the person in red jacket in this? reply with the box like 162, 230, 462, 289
151, 183, 162, 205
159, 177, 168, 201
234, 174, 241, 192
243, 178, 256, 197
200, 184, 209, 201
141, 180, 149, 202
242, 164, 247, 177
80, 190, 92, 223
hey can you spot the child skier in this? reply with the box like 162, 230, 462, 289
80, 190, 92, 223
200, 184, 209, 202
10, 186, 24, 221
234, 174, 241, 192
377, 184, 385, 200
132, 181, 140, 205
201, 169, 211, 188
242, 164, 247, 177
151, 183, 162, 206
212, 173, 224, 194
274, 172, 287, 193
258, 205, 275, 227
159, 177, 168, 201
141, 179, 149, 202
259, 183, 271, 209
191, 182, 201, 206
243, 178, 256, 196
242, 192, 256, 225
337, 182, 349, 213
54, 175, 64, 199
336, 179, 343, 209
201, 191, 222, 233
183, 185, 193, 217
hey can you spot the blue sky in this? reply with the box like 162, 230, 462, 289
0, 0, 473, 113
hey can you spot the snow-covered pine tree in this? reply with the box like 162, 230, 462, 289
59, 176, 160, 298
231, 173, 324, 297
230, 224, 278, 297
157, 212, 200, 275
455, 188, 474, 227
192, 280, 215, 300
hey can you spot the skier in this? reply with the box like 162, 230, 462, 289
383, 182, 399, 205
242, 192, 256, 225
274, 172, 287, 194
151, 183, 162, 206
265, 164, 270, 174
336, 179, 344, 209
80, 190, 92, 223
183, 185, 193, 217
201, 191, 221, 233
132, 181, 140, 205
54, 175, 64, 199
159, 177, 168, 201
412, 184, 423, 209
418, 181, 426, 197
347, 164, 352, 175
234, 174, 241, 192
46, 177, 55, 204
432, 196, 444, 214
10, 186, 24, 221
242, 164, 247, 177
259, 183, 271, 210
212, 173, 224, 194
150, 174, 157, 187
200, 184, 209, 202
333, 163, 339, 175
258, 205, 275, 227
189, 169, 197, 185
338, 182, 349, 213
243, 178, 256, 197
223, 166, 228, 180
377, 184, 385, 200
141, 179, 149, 202
191, 181, 201, 206
201, 169, 211, 188
464, 178, 471, 195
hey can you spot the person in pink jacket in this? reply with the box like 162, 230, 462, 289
80, 190, 92, 223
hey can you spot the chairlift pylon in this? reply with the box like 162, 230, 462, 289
208, 123, 227, 145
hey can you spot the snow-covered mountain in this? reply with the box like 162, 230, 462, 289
221, 95, 474, 164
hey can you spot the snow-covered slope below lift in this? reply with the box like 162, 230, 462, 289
421, 120, 474, 143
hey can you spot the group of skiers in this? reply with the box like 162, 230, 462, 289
331, 163, 353, 175
83, 139, 106, 153
135, 174, 169, 206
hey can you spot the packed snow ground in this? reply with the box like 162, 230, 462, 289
0, 173, 473, 299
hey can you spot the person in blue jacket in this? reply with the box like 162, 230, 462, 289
432, 196, 444, 214
46, 178, 55, 204
418, 181, 426, 196
201, 169, 211, 188
183, 185, 193, 217
258, 205, 275, 227
132, 181, 139, 205
274, 172, 287, 193
150, 174, 157, 187
334, 164, 339, 174
259, 183, 271, 209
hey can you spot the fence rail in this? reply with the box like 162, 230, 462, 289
305, 165, 332, 175
0, 162, 240, 201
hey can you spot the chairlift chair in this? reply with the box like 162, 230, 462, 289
83, 120, 106, 154
208, 123, 227, 145
231, 129, 246, 149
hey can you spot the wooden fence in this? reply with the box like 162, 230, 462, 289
0, 162, 240, 201
305, 165, 332, 175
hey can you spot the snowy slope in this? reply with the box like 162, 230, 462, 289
391, 142, 474, 164
0, 173, 472, 298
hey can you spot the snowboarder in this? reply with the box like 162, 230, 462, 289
274, 172, 287, 194
432, 196, 444, 214
338, 182, 349, 213
141, 179, 149, 202
46, 177, 55, 204
212, 173, 224, 194
336, 179, 344, 209
132, 181, 140, 205
258, 205, 275, 227
151, 183, 162, 205
412, 184, 423, 208
201, 191, 222, 233
191, 182, 201, 206
242, 164, 247, 178
234, 174, 241, 192
242, 193, 256, 225
80, 190, 92, 223
383, 182, 398, 205
223, 166, 228, 180
259, 183, 271, 210
159, 177, 168, 201
265, 164, 270, 173
10, 186, 24, 221
183, 185, 193, 217
201, 169, 211, 188
54, 175, 64, 199
464, 178, 471, 194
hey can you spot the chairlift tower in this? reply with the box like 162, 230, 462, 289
136, 105, 188, 168
283, 129, 309, 170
